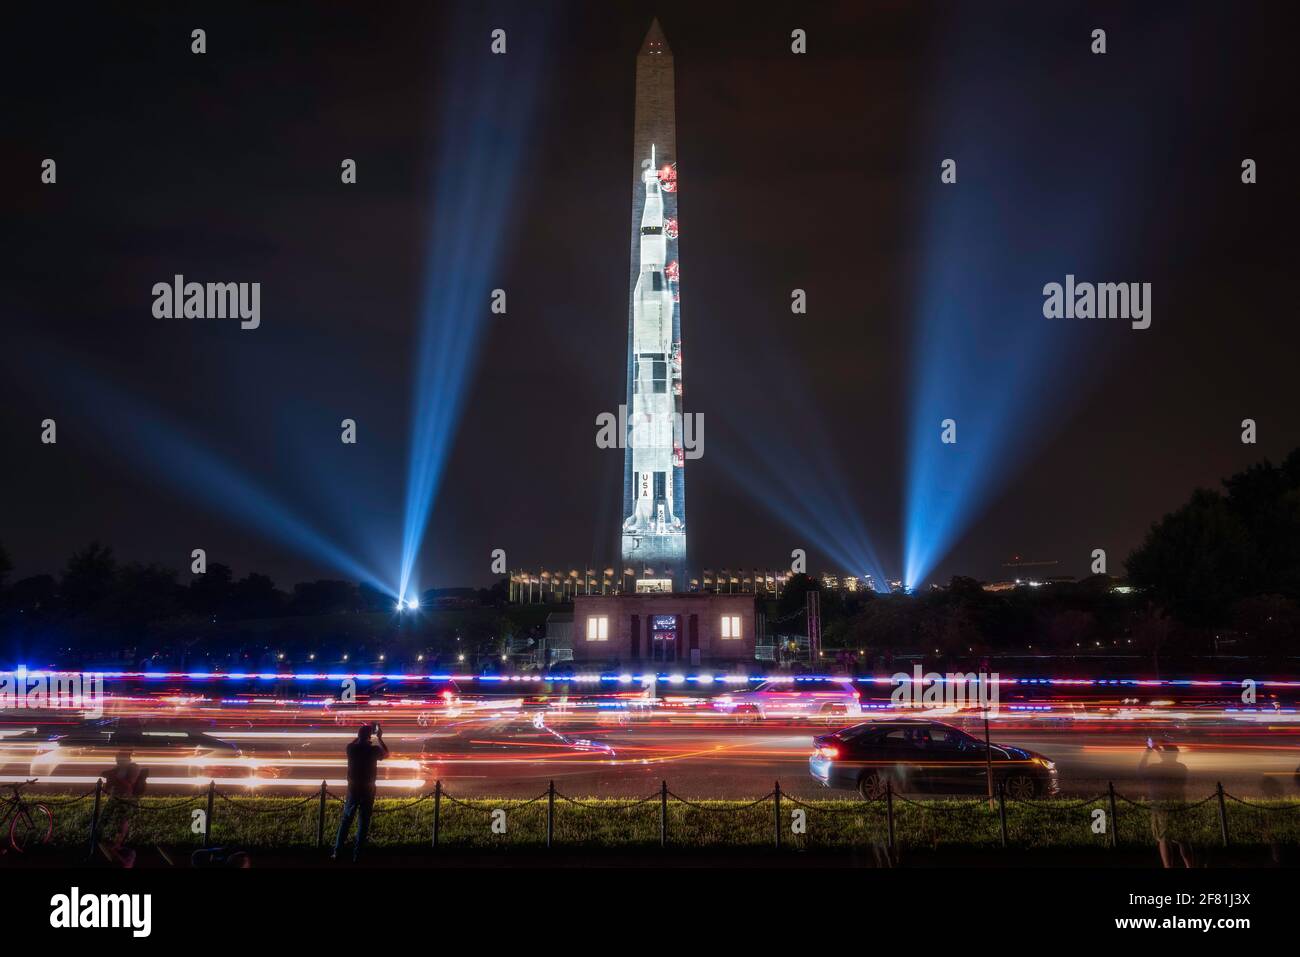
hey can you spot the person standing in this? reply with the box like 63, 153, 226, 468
99, 751, 146, 867
1138, 737, 1194, 867
332, 723, 389, 862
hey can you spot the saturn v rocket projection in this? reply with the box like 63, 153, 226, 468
621, 19, 686, 587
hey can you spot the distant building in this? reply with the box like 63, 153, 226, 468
509, 566, 881, 604
982, 580, 1020, 593
981, 577, 1081, 593
573, 593, 756, 668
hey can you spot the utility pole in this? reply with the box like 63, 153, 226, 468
978, 660, 994, 803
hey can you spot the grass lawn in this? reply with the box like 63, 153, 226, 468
29, 789, 1300, 853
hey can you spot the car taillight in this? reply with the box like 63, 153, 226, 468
815, 746, 839, 759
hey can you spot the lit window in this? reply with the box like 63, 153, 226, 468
586, 616, 609, 641
721, 615, 741, 639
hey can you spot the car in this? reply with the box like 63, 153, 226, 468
419, 713, 615, 762
808, 718, 1058, 799
30, 723, 247, 779
712, 678, 862, 721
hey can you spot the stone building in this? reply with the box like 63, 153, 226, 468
572, 592, 756, 669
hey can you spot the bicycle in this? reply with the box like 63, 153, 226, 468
0, 780, 54, 853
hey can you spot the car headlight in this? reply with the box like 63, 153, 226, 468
1035, 757, 1056, 771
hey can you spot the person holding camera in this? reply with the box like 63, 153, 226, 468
332, 723, 390, 862
1138, 735, 1194, 867
98, 751, 147, 867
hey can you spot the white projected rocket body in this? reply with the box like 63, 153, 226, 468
624, 147, 682, 539
621, 20, 685, 583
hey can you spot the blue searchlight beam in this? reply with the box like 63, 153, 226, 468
396, 12, 547, 600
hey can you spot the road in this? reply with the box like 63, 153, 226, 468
4, 697, 1299, 800
399, 713, 1300, 799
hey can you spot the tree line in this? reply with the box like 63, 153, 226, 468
1, 448, 1296, 665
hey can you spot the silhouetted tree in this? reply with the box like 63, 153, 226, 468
1231, 594, 1300, 656
289, 579, 359, 616
5, 575, 57, 613
842, 595, 918, 651
102, 563, 183, 629
188, 562, 234, 618
1221, 449, 1300, 597
1042, 608, 1097, 652
1127, 449, 1300, 628
478, 577, 509, 607
230, 573, 284, 619
1131, 603, 1173, 675
1126, 488, 1255, 626
919, 603, 985, 656
357, 582, 393, 613
60, 542, 117, 616
776, 573, 816, 618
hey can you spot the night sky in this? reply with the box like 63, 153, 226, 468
3, 1, 1296, 591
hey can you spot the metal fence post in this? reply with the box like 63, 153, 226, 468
204, 780, 215, 847
997, 781, 1008, 848
1216, 781, 1229, 848
773, 781, 782, 850
432, 780, 441, 850
886, 779, 895, 852
1107, 782, 1118, 849
659, 780, 668, 848
316, 781, 326, 849
86, 778, 103, 860
546, 780, 555, 850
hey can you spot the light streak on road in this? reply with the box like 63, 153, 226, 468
8, 668, 1300, 688
0, 775, 425, 789
2, 671, 1298, 798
